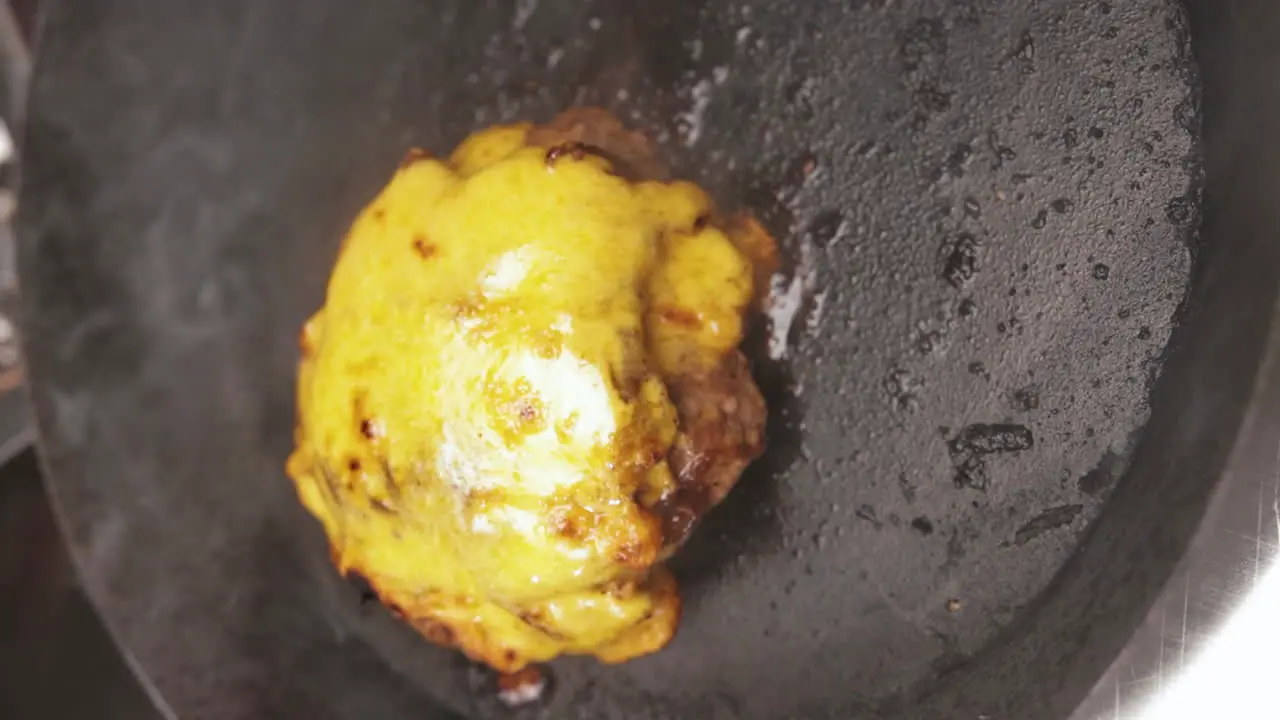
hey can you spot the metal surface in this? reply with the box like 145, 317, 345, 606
1069, 2, 1280, 717
0, 0, 31, 467
0, 449, 163, 720
0, 3, 160, 718
11, 1, 1278, 720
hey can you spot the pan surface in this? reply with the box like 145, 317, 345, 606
18, 0, 1206, 718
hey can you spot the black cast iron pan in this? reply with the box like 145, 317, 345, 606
15, 0, 1278, 718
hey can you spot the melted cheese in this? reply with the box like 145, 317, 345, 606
287, 122, 756, 671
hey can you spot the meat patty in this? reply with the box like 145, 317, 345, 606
659, 350, 767, 550
530, 108, 770, 552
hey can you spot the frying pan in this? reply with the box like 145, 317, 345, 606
14, 0, 1279, 718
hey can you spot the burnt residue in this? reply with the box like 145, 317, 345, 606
398, 147, 430, 169
656, 305, 702, 329
941, 233, 980, 288
411, 236, 437, 259
1078, 449, 1125, 495
932, 143, 975, 184
947, 424, 1034, 490
1012, 504, 1083, 546
915, 83, 953, 115
806, 209, 847, 247
855, 504, 882, 529
467, 662, 554, 720
910, 516, 935, 535
950, 423, 1034, 455
739, 178, 796, 246
884, 367, 920, 412
1166, 195, 1194, 225
344, 570, 380, 606
1011, 387, 1040, 412
353, 392, 383, 441
544, 141, 589, 166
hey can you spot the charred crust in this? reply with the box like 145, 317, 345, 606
612, 542, 646, 567
411, 236, 437, 259
656, 305, 702, 329
550, 504, 592, 541
497, 666, 546, 693
398, 147, 430, 169
545, 141, 590, 166
517, 611, 569, 641
645, 446, 665, 466
553, 514, 582, 540
652, 494, 702, 549
298, 326, 315, 357
353, 392, 383, 441
530, 107, 668, 180
416, 618, 456, 646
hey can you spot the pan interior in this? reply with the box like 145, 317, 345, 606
18, 1, 1200, 718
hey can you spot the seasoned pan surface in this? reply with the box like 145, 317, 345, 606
18, 0, 1200, 718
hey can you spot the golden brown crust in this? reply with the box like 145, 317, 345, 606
527, 107, 669, 181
